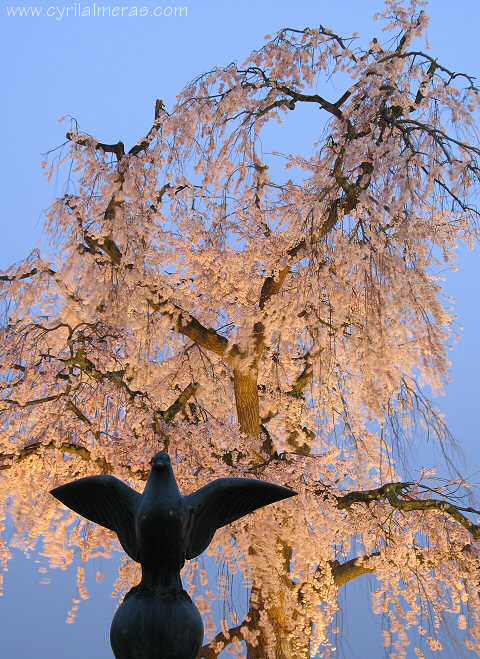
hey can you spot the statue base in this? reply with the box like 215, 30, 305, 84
110, 583, 204, 659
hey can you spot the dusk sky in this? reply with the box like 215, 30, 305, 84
0, 1, 479, 657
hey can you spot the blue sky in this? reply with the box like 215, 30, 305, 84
0, 1, 479, 656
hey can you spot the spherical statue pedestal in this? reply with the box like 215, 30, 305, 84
110, 582, 204, 659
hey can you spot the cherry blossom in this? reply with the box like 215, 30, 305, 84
1, 1, 480, 656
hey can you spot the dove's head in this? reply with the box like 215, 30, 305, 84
151, 451, 171, 471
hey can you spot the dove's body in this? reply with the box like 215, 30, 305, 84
112, 455, 201, 658
135, 454, 188, 571
50, 451, 296, 659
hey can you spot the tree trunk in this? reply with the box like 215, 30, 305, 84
233, 368, 260, 436
233, 359, 310, 657
245, 610, 312, 658
245, 588, 312, 659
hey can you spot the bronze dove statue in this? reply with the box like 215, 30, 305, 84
50, 451, 296, 659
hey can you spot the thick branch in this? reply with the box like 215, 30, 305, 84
259, 240, 307, 310
329, 553, 380, 587
67, 99, 165, 159
161, 382, 198, 423
287, 353, 313, 398
199, 625, 245, 659
65, 132, 125, 160
274, 83, 345, 119
257, 158, 370, 314
1, 391, 66, 410
146, 292, 228, 356
145, 289, 247, 368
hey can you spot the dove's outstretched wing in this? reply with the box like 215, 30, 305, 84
184, 478, 296, 559
50, 475, 141, 561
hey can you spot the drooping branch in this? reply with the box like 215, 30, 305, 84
1, 258, 260, 437
0, 263, 55, 283
0, 439, 116, 475
335, 481, 480, 540
377, 50, 478, 90
0, 382, 198, 472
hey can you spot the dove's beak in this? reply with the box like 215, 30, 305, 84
152, 455, 170, 470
